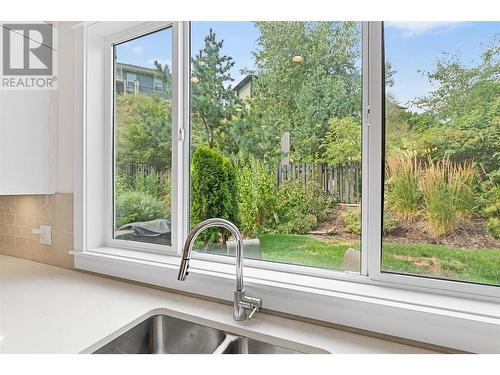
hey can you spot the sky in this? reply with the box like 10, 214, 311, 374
116, 21, 499, 111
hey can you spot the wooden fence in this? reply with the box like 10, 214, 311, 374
118, 162, 171, 181
277, 162, 361, 204
119, 161, 361, 204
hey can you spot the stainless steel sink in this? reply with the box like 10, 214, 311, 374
220, 336, 303, 354
93, 314, 226, 354
92, 314, 309, 354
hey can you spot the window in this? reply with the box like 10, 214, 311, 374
189, 21, 363, 272
154, 77, 164, 92
76, 21, 499, 301
106, 21, 498, 290
112, 26, 174, 246
382, 22, 499, 286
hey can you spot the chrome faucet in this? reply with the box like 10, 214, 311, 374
177, 218, 263, 321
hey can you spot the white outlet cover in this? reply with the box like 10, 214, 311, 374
40, 225, 52, 245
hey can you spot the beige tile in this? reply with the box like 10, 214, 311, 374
15, 226, 38, 239
4, 214, 14, 224
52, 219, 69, 233
64, 220, 74, 233
40, 205, 56, 220
3, 235, 15, 245
26, 215, 40, 227
14, 237, 30, 249
2, 245, 16, 257
11, 204, 34, 217
55, 249, 74, 269
0, 196, 14, 205
56, 194, 73, 208
55, 205, 73, 220
0, 193, 75, 269
14, 215, 26, 226
13, 246, 31, 260
60, 254, 74, 269
53, 230, 73, 246
9, 225, 20, 236
14, 195, 45, 206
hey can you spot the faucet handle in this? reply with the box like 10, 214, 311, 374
234, 291, 263, 321
248, 306, 259, 319
242, 295, 262, 319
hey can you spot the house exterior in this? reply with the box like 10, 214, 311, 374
115, 62, 168, 96
233, 75, 253, 99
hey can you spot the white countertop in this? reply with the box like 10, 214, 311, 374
0, 255, 436, 354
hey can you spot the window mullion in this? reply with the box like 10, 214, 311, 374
366, 21, 384, 279
172, 21, 190, 255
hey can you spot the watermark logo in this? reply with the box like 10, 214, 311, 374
0, 22, 58, 90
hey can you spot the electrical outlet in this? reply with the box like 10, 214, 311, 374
32, 225, 52, 245
40, 225, 52, 245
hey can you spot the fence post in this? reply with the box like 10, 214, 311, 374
316, 161, 322, 187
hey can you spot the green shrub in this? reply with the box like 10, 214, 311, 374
115, 191, 166, 228
134, 172, 162, 197
237, 159, 330, 236
385, 153, 421, 218
162, 177, 172, 217
383, 210, 399, 235
223, 157, 240, 230
274, 180, 331, 234
115, 173, 132, 194
277, 214, 317, 235
191, 146, 239, 242
483, 185, 500, 239
343, 208, 361, 235
343, 207, 399, 236
236, 156, 277, 237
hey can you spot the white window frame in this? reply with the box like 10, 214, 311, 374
103, 22, 184, 255
365, 22, 499, 298
72, 21, 500, 353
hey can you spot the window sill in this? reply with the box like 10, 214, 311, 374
71, 247, 500, 353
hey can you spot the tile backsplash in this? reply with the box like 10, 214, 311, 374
0, 194, 74, 269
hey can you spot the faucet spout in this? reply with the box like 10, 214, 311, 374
177, 218, 244, 291
177, 218, 262, 321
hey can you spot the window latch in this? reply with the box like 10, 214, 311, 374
178, 127, 185, 141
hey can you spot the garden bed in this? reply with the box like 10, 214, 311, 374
312, 204, 500, 250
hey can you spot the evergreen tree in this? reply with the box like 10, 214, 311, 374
191, 29, 239, 149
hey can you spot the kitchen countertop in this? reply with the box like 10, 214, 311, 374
0, 255, 437, 354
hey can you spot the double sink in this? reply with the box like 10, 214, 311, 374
93, 314, 312, 354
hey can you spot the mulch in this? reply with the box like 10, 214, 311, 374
311, 205, 500, 249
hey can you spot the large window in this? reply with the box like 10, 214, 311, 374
382, 22, 499, 286
112, 27, 173, 246
99, 21, 498, 295
189, 22, 363, 271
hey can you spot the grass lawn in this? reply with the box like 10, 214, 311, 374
258, 234, 500, 285
259, 234, 355, 268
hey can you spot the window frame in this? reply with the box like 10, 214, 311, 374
78, 20, 498, 308
103, 21, 182, 256
367, 22, 500, 298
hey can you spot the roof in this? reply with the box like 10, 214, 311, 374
116, 62, 158, 76
233, 75, 253, 92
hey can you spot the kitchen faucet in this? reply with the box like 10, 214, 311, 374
177, 218, 263, 321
